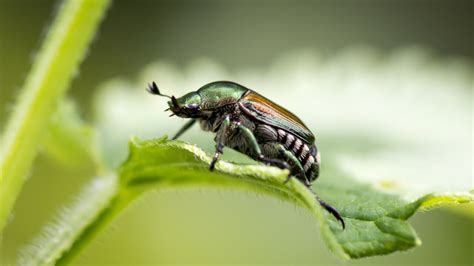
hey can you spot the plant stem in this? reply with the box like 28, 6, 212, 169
56, 190, 131, 266
19, 176, 118, 266
0, 0, 110, 234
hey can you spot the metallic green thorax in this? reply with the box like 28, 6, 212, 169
196, 81, 247, 110
167, 81, 247, 118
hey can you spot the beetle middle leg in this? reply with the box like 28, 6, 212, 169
209, 116, 231, 171
238, 125, 291, 172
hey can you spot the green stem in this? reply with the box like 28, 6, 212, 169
19, 176, 118, 266
0, 0, 110, 234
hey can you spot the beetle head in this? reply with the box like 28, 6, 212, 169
147, 82, 202, 118
167, 91, 202, 118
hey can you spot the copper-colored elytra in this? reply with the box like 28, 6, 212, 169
242, 91, 311, 133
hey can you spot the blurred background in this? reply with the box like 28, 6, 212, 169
0, 0, 472, 265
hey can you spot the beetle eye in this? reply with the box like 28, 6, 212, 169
187, 103, 199, 110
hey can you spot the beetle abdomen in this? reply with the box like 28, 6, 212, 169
276, 129, 320, 181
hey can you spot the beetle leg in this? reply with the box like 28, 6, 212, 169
311, 191, 345, 229
171, 119, 196, 140
275, 144, 310, 186
210, 116, 231, 171
238, 124, 262, 155
258, 156, 291, 172
238, 125, 291, 172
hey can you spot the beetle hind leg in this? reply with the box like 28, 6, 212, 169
237, 125, 291, 173
257, 155, 291, 172
314, 194, 345, 229
274, 144, 310, 186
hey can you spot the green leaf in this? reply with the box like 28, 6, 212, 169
119, 137, 424, 259
36, 137, 471, 264
121, 137, 473, 259
20, 136, 473, 264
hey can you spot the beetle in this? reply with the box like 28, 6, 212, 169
147, 81, 345, 229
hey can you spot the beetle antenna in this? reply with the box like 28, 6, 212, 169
147, 82, 172, 99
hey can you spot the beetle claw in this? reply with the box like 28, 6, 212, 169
209, 152, 221, 171
209, 162, 216, 171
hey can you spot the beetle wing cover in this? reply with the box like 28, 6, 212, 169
241, 91, 315, 144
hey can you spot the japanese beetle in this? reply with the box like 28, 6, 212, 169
147, 81, 344, 229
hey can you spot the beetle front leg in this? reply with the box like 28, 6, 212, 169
172, 119, 196, 140
238, 125, 291, 172
209, 116, 231, 171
